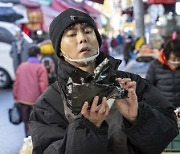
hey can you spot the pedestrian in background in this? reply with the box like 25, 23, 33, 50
123, 34, 134, 65
13, 45, 49, 137
39, 40, 58, 84
146, 36, 180, 108
10, 31, 33, 73
116, 30, 124, 55
110, 36, 118, 56
100, 34, 109, 55
29, 8, 178, 154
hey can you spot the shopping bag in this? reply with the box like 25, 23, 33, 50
8, 103, 22, 125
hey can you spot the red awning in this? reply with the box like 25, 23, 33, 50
147, 0, 176, 4
42, 0, 83, 32
51, 0, 66, 12
42, 0, 103, 31
51, 0, 82, 12
20, 0, 40, 8
83, 3, 101, 15
41, 5, 59, 32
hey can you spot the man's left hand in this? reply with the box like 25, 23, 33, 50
115, 78, 138, 124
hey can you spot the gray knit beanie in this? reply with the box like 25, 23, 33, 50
49, 8, 102, 57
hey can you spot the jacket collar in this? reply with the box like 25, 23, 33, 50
27, 57, 41, 63
158, 50, 175, 71
57, 52, 122, 85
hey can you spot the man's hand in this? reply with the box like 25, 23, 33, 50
81, 96, 109, 128
115, 78, 138, 124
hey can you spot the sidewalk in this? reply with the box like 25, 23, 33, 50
0, 88, 25, 154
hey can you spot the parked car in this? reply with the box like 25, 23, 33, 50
0, 21, 33, 88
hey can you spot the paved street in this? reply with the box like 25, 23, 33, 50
0, 88, 25, 154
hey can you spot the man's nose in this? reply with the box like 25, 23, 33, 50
77, 31, 87, 44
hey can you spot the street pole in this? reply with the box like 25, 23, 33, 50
133, 0, 144, 38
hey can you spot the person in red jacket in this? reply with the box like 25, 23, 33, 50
13, 45, 49, 137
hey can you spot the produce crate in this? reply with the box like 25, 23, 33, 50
164, 129, 180, 152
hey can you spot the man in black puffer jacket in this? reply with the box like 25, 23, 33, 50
29, 8, 178, 154
146, 37, 180, 108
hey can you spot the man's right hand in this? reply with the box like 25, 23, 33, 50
81, 96, 109, 128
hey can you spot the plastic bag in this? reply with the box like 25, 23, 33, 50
65, 58, 128, 115
8, 103, 22, 125
19, 136, 33, 154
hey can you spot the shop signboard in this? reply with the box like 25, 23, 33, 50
26, 8, 43, 31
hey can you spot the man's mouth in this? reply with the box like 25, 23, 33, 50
80, 47, 90, 52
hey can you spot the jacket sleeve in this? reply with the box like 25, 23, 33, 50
29, 86, 108, 154
122, 74, 178, 154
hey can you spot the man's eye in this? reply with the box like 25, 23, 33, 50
67, 32, 76, 37
84, 29, 93, 34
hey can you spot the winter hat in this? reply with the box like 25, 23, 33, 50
49, 8, 102, 57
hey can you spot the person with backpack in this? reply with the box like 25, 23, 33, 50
39, 40, 58, 84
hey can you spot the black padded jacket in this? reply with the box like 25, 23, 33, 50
146, 59, 180, 108
29, 53, 178, 154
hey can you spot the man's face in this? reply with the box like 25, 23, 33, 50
168, 52, 180, 62
60, 23, 99, 62
168, 52, 180, 69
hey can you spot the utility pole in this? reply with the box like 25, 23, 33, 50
133, 0, 144, 38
